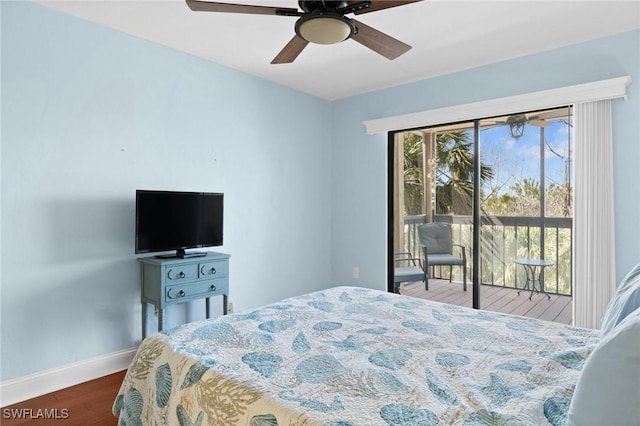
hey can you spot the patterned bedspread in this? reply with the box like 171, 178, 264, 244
113, 286, 600, 425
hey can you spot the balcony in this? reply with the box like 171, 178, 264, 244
401, 214, 573, 297
399, 279, 573, 324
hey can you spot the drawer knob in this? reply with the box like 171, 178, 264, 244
201, 266, 217, 275
167, 269, 187, 280
209, 285, 216, 292
178, 290, 186, 298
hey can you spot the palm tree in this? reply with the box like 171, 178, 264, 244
402, 133, 424, 215
435, 131, 494, 215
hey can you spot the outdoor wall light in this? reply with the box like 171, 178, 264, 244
507, 115, 526, 140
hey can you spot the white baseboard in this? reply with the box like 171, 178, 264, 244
0, 347, 138, 407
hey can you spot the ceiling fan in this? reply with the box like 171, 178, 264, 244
185, 0, 422, 64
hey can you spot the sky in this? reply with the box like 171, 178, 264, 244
478, 117, 573, 195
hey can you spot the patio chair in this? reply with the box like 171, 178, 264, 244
418, 222, 467, 291
393, 252, 426, 294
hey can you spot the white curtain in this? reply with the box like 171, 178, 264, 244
573, 99, 617, 329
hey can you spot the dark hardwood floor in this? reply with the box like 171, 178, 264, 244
1, 370, 126, 425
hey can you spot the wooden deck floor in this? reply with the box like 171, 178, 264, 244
399, 279, 573, 324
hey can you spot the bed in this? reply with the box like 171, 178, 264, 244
112, 285, 635, 425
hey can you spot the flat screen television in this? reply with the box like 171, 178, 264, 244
135, 190, 223, 258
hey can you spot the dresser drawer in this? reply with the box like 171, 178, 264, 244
165, 264, 198, 282
166, 280, 228, 303
198, 260, 228, 278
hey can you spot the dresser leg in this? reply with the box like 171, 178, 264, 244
205, 297, 210, 319
223, 294, 228, 315
142, 302, 147, 339
158, 308, 164, 332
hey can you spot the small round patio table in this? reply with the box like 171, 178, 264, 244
514, 258, 553, 300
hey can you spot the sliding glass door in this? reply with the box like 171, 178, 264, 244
390, 107, 573, 319
391, 124, 477, 307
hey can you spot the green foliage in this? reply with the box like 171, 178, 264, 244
434, 131, 494, 215
402, 133, 424, 216
483, 179, 572, 218
403, 130, 496, 215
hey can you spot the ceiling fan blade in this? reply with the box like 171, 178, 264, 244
271, 35, 309, 64
186, 0, 300, 16
529, 119, 552, 127
351, 19, 411, 60
352, 0, 422, 15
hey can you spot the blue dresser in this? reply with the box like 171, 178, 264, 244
139, 252, 230, 338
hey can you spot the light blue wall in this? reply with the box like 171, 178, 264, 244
331, 30, 640, 291
1, 2, 332, 381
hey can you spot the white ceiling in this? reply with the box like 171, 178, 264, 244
37, 0, 640, 100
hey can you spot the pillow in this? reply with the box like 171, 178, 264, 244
600, 262, 640, 337
567, 306, 640, 426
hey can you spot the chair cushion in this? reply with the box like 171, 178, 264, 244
394, 267, 424, 283
567, 306, 640, 425
418, 223, 453, 255
425, 253, 464, 266
600, 262, 640, 336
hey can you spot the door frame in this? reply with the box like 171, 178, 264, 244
387, 123, 482, 309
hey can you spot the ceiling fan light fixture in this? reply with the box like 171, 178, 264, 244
296, 14, 354, 45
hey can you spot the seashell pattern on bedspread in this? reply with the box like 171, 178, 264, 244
113, 286, 600, 425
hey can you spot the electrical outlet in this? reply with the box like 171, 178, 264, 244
228, 302, 234, 314
353, 267, 359, 279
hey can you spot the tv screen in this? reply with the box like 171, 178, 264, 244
135, 190, 223, 258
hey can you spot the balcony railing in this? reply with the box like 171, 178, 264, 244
402, 214, 573, 296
